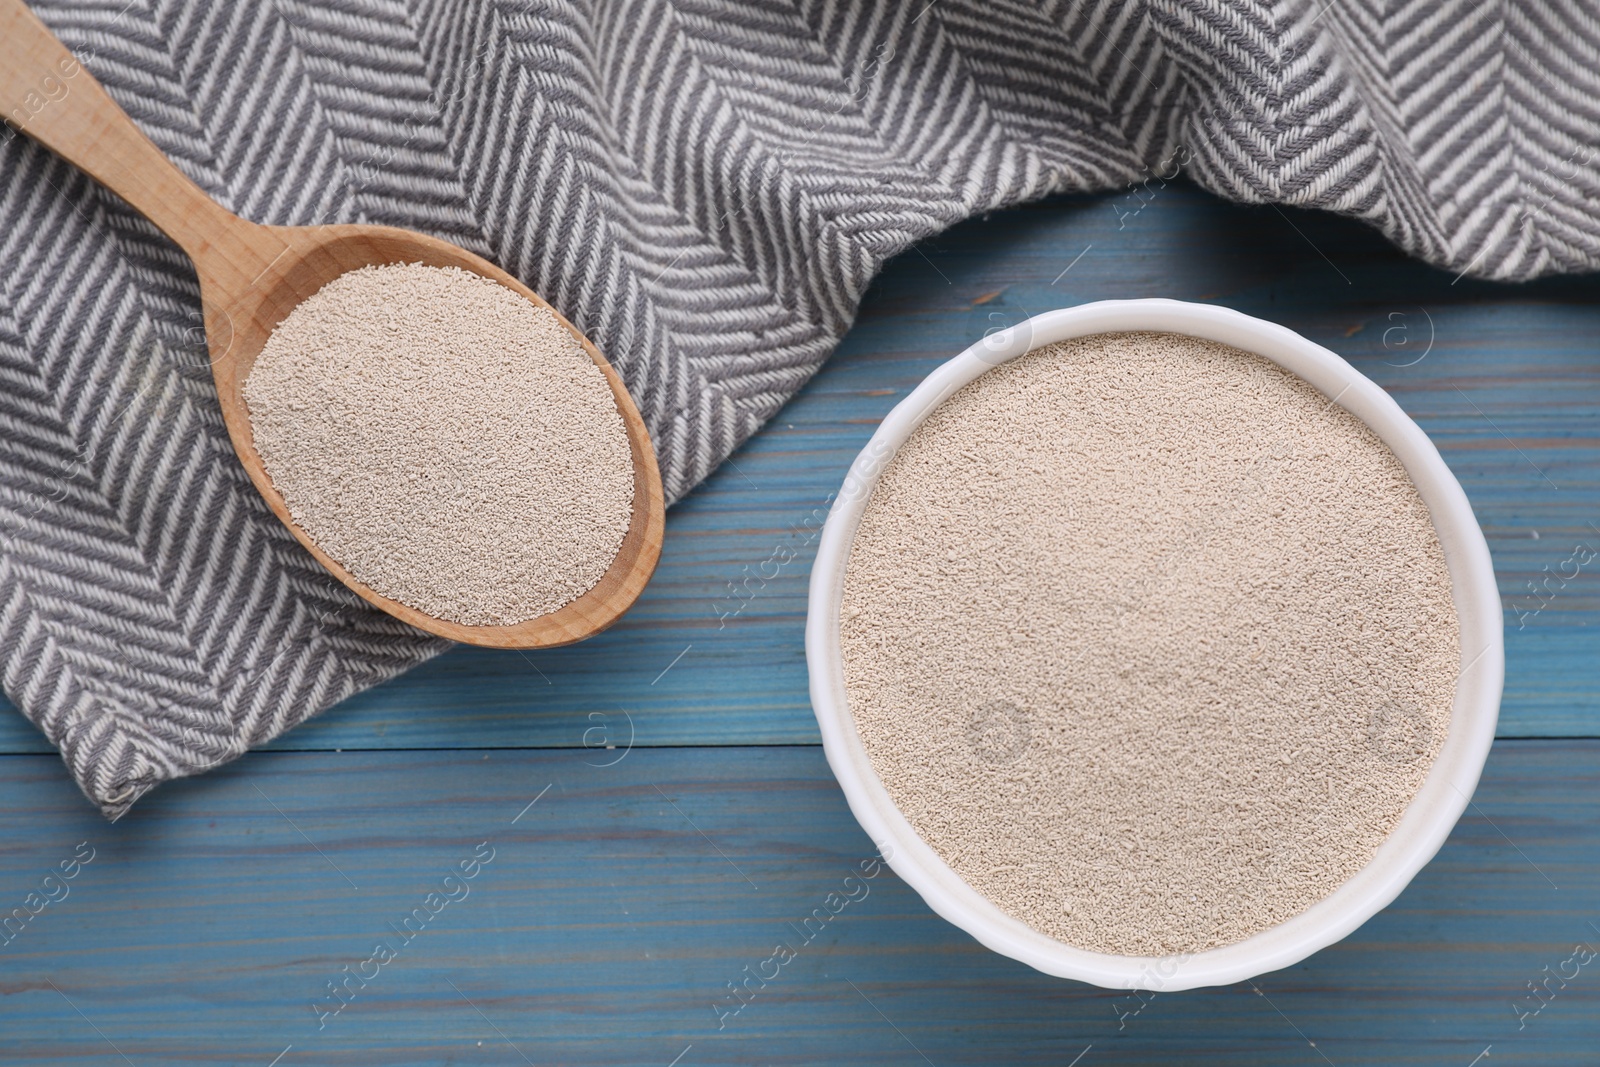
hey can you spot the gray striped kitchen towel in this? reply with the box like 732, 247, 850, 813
3, 0, 1597, 818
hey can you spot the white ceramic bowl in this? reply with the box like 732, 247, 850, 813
805, 299, 1503, 991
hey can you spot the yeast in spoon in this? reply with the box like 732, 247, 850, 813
243, 263, 634, 627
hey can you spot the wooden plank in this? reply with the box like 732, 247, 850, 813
1, 185, 1597, 757
0, 740, 1595, 1065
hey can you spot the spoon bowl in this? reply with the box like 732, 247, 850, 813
1, 0, 664, 647
208, 223, 666, 647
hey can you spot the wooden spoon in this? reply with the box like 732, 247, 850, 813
0, 0, 664, 649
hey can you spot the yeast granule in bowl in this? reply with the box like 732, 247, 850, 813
837, 330, 1460, 958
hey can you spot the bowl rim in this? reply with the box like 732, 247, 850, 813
804, 298, 1503, 991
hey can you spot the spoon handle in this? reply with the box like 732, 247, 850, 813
0, 0, 240, 261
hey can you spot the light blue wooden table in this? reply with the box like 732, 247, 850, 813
3, 182, 1599, 1065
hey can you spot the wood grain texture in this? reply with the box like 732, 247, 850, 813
0, 0, 665, 649
0, 180, 1597, 1064
5, 4, 1600, 1062
0, 742, 1595, 1066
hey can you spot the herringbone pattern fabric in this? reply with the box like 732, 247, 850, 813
3, 0, 1596, 817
